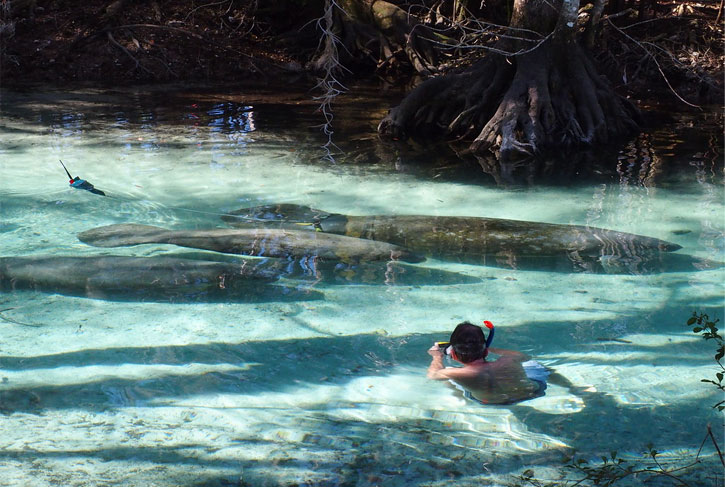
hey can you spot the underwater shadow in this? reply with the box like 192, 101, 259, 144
0, 284, 323, 305
0, 316, 722, 485
170, 251, 481, 286
0, 333, 441, 419
435, 251, 722, 275
0, 310, 719, 412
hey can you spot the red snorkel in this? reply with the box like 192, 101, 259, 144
482, 320, 495, 358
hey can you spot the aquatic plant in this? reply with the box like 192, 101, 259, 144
687, 311, 724, 411
514, 442, 720, 487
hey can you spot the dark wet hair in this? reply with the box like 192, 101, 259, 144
450, 321, 486, 363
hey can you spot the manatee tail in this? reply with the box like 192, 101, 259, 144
221, 203, 332, 225
78, 224, 170, 248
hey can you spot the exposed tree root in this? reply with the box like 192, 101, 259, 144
379, 39, 640, 161
315, 0, 440, 76
105, 31, 153, 75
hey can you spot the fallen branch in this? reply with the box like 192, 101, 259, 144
707, 424, 725, 467
107, 23, 205, 40
183, 0, 233, 22
106, 30, 153, 75
606, 16, 701, 109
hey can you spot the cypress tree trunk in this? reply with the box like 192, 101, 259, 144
377, 0, 641, 162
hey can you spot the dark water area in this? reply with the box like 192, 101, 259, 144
3, 83, 721, 191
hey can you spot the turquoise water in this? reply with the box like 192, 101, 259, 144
0, 86, 723, 486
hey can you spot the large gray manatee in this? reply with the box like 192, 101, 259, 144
220, 204, 694, 274
78, 223, 423, 263
0, 255, 321, 302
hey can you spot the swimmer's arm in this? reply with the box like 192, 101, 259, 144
427, 345, 447, 379
427, 346, 469, 380
427, 359, 447, 379
428, 363, 470, 381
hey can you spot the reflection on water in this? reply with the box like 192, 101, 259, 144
0, 86, 723, 486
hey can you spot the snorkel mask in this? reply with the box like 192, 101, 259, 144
437, 320, 495, 357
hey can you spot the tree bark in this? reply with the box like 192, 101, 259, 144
585, 0, 607, 48
378, 0, 640, 162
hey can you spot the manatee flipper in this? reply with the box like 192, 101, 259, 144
78, 224, 171, 248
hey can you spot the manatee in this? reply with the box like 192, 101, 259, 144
0, 255, 322, 302
221, 204, 688, 274
77, 223, 423, 263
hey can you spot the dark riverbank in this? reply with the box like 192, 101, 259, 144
1, 0, 722, 107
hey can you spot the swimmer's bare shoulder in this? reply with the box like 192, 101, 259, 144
487, 347, 528, 360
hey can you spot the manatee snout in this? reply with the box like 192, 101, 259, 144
660, 241, 682, 252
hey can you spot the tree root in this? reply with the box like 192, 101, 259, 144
379, 39, 640, 161
323, 0, 440, 76
106, 30, 153, 76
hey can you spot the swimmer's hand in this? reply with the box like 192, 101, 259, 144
427, 343, 447, 379
428, 342, 443, 357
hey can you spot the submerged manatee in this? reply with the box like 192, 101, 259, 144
78, 223, 423, 263
0, 255, 322, 302
222, 204, 686, 274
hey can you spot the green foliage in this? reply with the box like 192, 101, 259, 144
564, 450, 635, 486
687, 311, 725, 411
562, 445, 707, 486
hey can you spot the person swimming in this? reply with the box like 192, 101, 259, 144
427, 321, 549, 405
59, 160, 106, 196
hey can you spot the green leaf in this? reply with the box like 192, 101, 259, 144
693, 327, 703, 333
610, 450, 617, 460
687, 317, 697, 325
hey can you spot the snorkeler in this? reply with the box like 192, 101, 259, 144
59, 160, 106, 196
427, 321, 550, 405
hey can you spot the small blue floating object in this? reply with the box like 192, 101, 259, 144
60, 160, 105, 196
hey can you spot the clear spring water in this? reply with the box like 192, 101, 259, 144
0, 85, 723, 486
